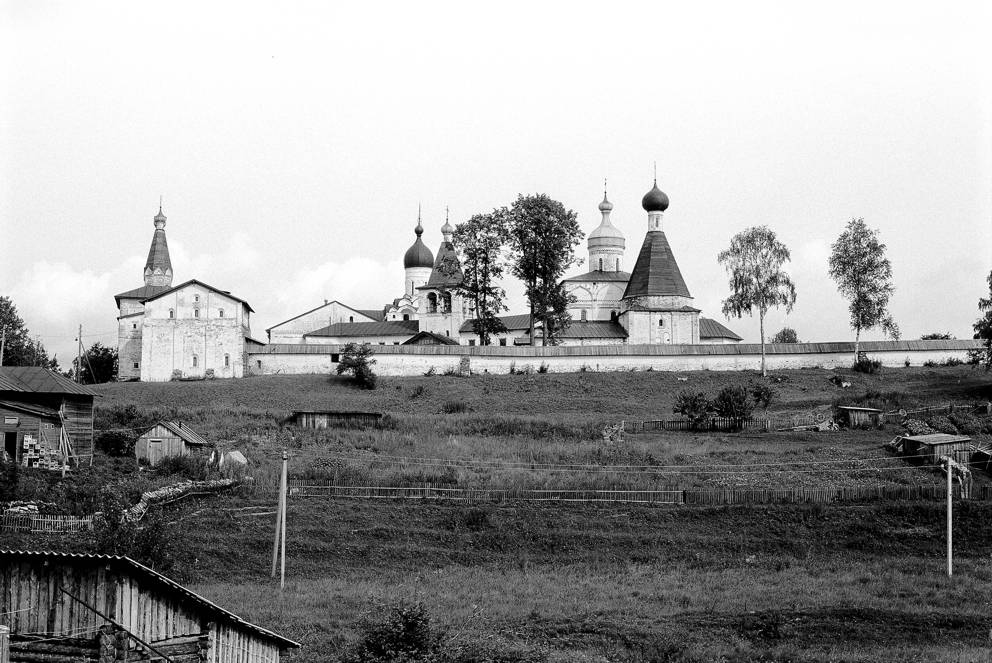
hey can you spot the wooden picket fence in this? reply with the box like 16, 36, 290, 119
0, 513, 93, 533
285, 479, 962, 506
626, 417, 770, 433
880, 403, 987, 424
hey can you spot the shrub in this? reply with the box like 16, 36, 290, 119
409, 385, 427, 399
770, 327, 799, 344
673, 391, 712, 429
154, 454, 212, 480
712, 385, 755, 419
537, 362, 549, 373
853, 356, 882, 374
749, 382, 775, 411
944, 357, 964, 367
423, 366, 436, 376
924, 415, 958, 435
921, 332, 953, 340
336, 343, 377, 389
341, 601, 445, 663
95, 430, 137, 457
93, 484, 173, 571
949, 412, 982, 435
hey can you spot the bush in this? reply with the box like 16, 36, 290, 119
93, 484, 173, 571
336, 343, 377, 389
537, 362, 549, 373
95, 430, 137, 457
673, 391, 712, 429
341, 601, 445, 663
949, 412, 982, 435
921, 332, 953, 340
153, 454, 212, 480
770, 327, 799, 344
712, 385, 755, 419
924, 415, 958, 435
749, 382, 776, 411
853, 356, 882, 374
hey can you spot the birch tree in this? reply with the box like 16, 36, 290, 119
828, 218, 899, 359
718, 226, 797, 376
450, 210, 510, 345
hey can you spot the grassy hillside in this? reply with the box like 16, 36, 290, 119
13, 365, 992, 661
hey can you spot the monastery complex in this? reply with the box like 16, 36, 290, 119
114, 180, 745, 380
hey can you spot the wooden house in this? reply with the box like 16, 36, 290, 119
0, 549, 300, 663
135, 421, 210, 466
283, 410, 383, 429
898, 433, 973, 465
0, 367, 97, 468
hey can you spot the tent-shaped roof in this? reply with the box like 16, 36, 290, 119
420, 241, 463, 289
622, 231, 691, 300
0, 367, 99, 396
0, 550, 300, 649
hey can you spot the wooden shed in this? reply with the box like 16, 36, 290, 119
836, 406, 882, 428
0, 367, 97, 468
135, 421, 210, 466
898, 433, 973, 465
0, 549, 300, 663
283, 410, 383, 429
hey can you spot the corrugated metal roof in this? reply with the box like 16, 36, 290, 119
622, 231, 692, 299
0, 550, 300, 649
562, 270, 631, 283
0, 367, 99, 396
698, 317, 743, 341
141, 421, 209, 446
305, 320, 420, 338
141, 279, 254, 313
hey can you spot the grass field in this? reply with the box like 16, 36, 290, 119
13, 364, 992, 661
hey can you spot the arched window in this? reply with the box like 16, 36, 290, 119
224, 354, 230, 368
659, 318, 665, 327
349, 316, 354, 323
598, 258, 603, 271
616, 258, 620, 271
581, 310, 587, 321
403, 313, 410, 321
427, 293, 438, 313
169, 309, 175, 319
219, 308, 225, 318
192, 355, 198, 367
194, 309, 200, 318
442, 292, 452, 313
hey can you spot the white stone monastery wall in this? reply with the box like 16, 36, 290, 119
246, 340, 981, 378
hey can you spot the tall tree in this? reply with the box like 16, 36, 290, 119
72, 342, 118, 383
828, 218, 899, 359
770, 327, 799, 344
450, 210, 510, 345
718, 226, 797, 376
507, 194, 583, 346
0, 296, 57, 368
973, 269, 992, 369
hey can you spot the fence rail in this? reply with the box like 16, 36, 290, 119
283, 480, 962, 505
0, 513, 93, 533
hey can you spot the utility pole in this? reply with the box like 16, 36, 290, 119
77, 325, 83, 383
946, 457, 953, 577
271, 449, 288, 589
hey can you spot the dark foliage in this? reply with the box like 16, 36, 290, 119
921, 332, 953, 340
441, 400, 470, 414
92, 483, 173, 571
72, 342, 118, 384
95, 430, 137, 457
336, 343, 378, 389
341, 601, 445, 663
673, 391, 712, 429
770, 327, 799, 344
0, 295, 58, 369
852, 356, 882, 374
712, 384, 755, 418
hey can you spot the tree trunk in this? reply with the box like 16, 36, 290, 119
529, 301, 536, 346
855, 327, 861, 363
759, 311, 766, 377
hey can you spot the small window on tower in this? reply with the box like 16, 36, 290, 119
224, 354, 230, 368
219, 309, 225, 318
133, 362, 139, 369
192, 355, 198, 367
581, 310, 587, 321
599, 258, 603, 271
616, 258, 620, 270
659, 319, 664, 327
132, 323, 137, 329
194, 309, 200, 318
194, 295, 200, 303
169, 309, 175, 319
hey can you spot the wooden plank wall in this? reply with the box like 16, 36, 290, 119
60, 397, 94, 462
135, 424, 186, 465
210, 623, 280, 663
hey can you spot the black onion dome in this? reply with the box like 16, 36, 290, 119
404, 225, 435, 268
641, 182, 670, 212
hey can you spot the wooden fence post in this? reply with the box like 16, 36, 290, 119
1, 624, 10, 663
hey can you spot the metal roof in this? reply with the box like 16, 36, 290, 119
458, 314, 532, 333
144, 228, 172, 279
141, 421, 209, 446
402, 331, 460, 345
698, 317, 743, 341
0, 367, 99, 396
622, 230, 692, 299
523, 320, 629, 340
355, 309, 386, 322
141, 279, 254, 313
0, 399, 61, 418
305, 320, 420, 337
0, 550, 300, 649
114, 284, 171, 307
562, 270, 631, 283
899, 433, 971, 445
265, 300, 378, 332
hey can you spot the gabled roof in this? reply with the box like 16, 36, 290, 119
356, 309, 386, 322
141, 421, 209, 446
422, 241, 462, 288
563, 270, 631, 283
622, 231, 692, 300
265, 300, 375, 332
305, 320, 419, 338
114, 284, 171, 307
458, 314, 533, 333
698, 317, 743, 341
0, 399, 61, 418
0, 550, 300, 649
402, 331, 460, 345
0, 368, 99, 396
142, 279, 254, 313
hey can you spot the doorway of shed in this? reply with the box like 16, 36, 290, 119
4, 432, 17, 460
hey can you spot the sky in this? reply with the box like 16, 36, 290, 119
1, 1, 990, 365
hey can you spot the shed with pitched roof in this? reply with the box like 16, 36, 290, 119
135, 421, 211, 466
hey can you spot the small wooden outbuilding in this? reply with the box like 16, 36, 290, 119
0, 549, 300, 663
898, 433, 973, 465
283, 410, 383, 429
0, 367, 97, 468
135, 421, 210, 466
836, 406, 882, 428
